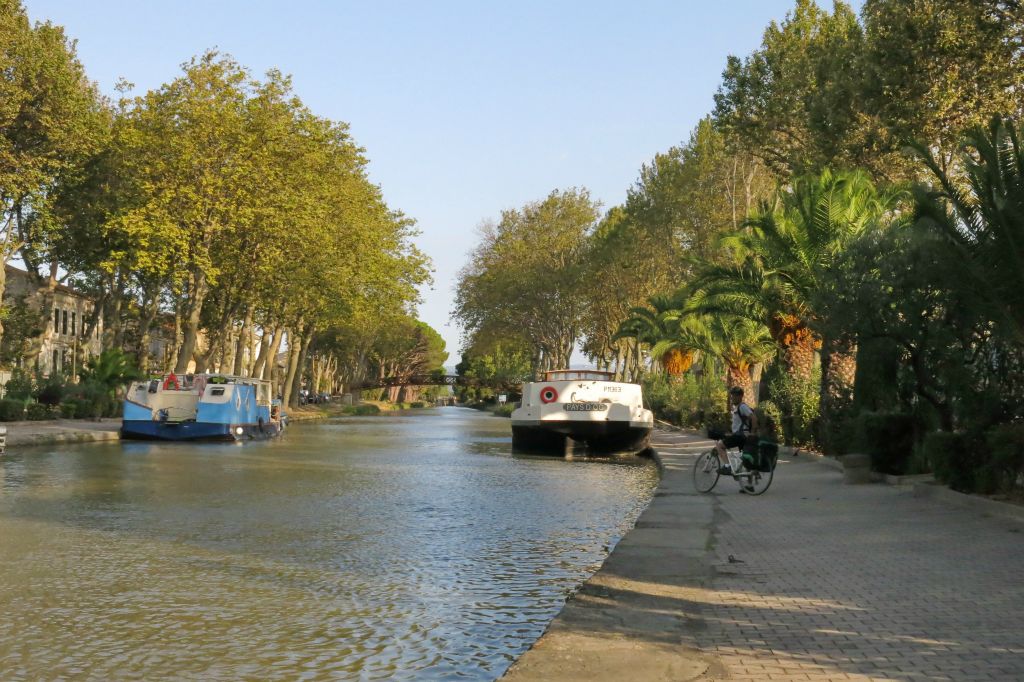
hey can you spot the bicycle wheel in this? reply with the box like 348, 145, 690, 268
744, 465, 774, 495
693, 450, 720, 493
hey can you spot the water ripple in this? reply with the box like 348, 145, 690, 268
0, 408, 656, 680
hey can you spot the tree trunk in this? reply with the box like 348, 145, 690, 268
726, 363, 754, 404
136, 292, 161, 373
289, 328, 313, 408
251, 324, 275, 377
262, 326, 284, 381
233, 305, 252, 376
283, 327, 303, 409
174, 270, 209, 374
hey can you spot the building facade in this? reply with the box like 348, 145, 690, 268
3, 266, 103, 377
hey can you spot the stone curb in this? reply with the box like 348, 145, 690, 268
913, 481, 1024, 524
6, 430, 121, 447
502, 431, 716, 681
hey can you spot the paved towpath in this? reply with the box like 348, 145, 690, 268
504, 430, 1024, 681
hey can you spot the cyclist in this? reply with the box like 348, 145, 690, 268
714, 386, 757, 476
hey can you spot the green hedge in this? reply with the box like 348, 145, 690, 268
338, 404, 381, 416
984, 423, 1024, 494
0, 399, 26, 421
924, 431, 976, 492
25, 402, 58, 421
856, 411, 917, 475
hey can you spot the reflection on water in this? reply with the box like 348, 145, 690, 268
0, 408, 657, 680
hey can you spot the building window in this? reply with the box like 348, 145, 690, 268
62, 310, 68, 335
52, 349, 60, 374
53, 308, 59, 333
71, 312, 76, 336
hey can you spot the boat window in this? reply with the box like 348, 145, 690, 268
211, 387, 225, 396
543, 370, 614, 381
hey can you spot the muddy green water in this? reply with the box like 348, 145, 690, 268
0, 408, 657, 680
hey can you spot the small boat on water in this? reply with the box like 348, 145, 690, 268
121, 373, 286, 441
510, 369, 654, 455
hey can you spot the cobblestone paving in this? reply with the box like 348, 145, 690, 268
674, 443, 1024, 681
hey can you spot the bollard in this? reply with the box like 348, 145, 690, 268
842, 453, 872, 484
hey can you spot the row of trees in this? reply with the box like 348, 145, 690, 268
454, 0, 1024, 493
1, 1, 446, 408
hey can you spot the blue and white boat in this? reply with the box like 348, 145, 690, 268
121, 373, 286, 441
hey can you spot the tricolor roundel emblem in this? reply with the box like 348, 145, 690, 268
539, 386, 559, 404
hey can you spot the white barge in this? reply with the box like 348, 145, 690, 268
510, 369, 653, 454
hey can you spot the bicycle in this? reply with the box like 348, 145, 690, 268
692, 438, 778, 495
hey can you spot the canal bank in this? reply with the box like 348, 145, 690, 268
0, 407, 329, 450
503, 428, 720, 681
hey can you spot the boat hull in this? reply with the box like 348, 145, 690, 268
511, 420, 652, 455
120, 420, 283, 442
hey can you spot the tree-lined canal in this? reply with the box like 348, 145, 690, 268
0, 408, 657, 680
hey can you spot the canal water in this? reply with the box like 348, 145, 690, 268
0, 408, 657, 680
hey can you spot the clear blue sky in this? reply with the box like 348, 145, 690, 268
25, 0, 856, 361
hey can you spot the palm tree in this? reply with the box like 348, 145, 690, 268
690, 169, 904, 423
658, 312, 776, 402
912, 116, 1024, 347
613, 292, 690, 379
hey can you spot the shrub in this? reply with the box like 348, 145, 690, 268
767, 366, 820, 447
985, 423, 1024, 495
409, 401, 426, 409
856, 411, 918, 475
35, 375, 66, 406
491, 403, 515, 417
925, 431, 978, 492
4, 368, 34, 401
25, 402, 57, 421
643, 373, 726, 428
338, 404, 381, 416
59, 401, 78, 418
0, 399, 26, 421
73, 397, 102, 419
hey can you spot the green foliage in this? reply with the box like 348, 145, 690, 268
0, 296, 45, 367
714, 0, 868, 177
984, 423, 1024, 496
912, 116, 1024, 349
337, 404, 381, 416
642, 373, 727, 429
855, 411, 918, 476
0, 399, 26, 421
454, 188, 601, 371
766, 364, 820, 447
78, 349, 142, 397
409, 401, 426, 409
4, 368, 34, 400
35, 374, 65, 406
25, 402, 56, 420
59, 400, 77, 418
67, 395, 103, 419
861, 0, 1024, 164
925, 431, 978, 493
490, 403, 515, 418
360, 388, 384, 401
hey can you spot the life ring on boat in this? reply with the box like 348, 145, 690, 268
163, 373, 179, 391
539, 385, 559, 404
